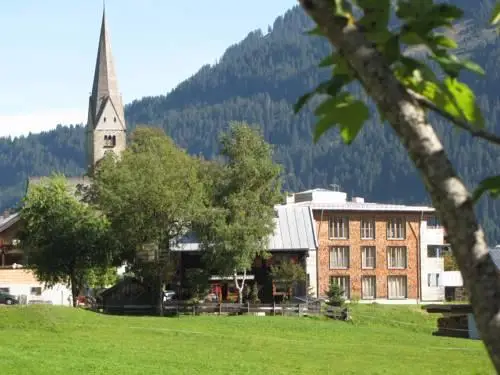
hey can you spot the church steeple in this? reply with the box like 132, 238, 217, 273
86, 7, 126, 172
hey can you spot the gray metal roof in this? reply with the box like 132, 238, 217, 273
0, 213, 20, 233
268, 205, 317, 251
489, 247, 500, 269
172, 205, 317, 252
289, 201, 435, 213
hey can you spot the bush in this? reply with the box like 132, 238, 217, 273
326, 282, 345, 307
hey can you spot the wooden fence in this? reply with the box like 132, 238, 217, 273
161, 301, 349, 320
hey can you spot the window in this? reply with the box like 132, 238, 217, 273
360, 219, 375, 239
329, 217, 349, 239
104, 135, 116, 148
387, 218, 405, 239
388, 276, 407, 299
113, 117, 117, 122
361, 246, 376, 269
30, 287, 42, 296
387, 247, 407, 269
330, 276, 350, 299
427, 273, 440, 287
427, 245, 449, 258
362, 276, 376, 299
329, 246, 350, 269
0, 287, 9, 293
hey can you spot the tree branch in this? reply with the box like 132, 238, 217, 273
407, 89, 500, 146
298, 0, 500, 370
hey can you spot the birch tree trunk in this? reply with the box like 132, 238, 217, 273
298, 0, 500, 370
234, 269, 247, 304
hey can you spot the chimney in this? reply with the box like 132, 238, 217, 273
3, 209, 10, 218
351, 197, 365, 203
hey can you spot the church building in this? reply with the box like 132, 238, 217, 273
0, 9, 126, 305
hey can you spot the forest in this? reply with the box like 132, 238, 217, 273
2, 1, 500, 242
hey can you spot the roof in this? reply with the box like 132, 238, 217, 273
172, 205, 318, 252
0, 213, 20, 233
268, 205, 317, 251
89, 9, 125, 130
288, 200, 435, 213
489, 247, 500, 269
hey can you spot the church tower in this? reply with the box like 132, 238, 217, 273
86, 8, 126, 173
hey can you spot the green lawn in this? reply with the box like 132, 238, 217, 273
0, 304, 493, 374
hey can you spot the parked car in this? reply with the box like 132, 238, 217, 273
0, 291, 19, 305
163, 290, 177, 302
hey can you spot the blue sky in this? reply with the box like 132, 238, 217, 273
0, 0, 292, 138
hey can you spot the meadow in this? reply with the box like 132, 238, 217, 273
0, 304, 493, 374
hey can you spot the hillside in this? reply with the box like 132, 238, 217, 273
0, 305, 492, 374
2, 2, 500, 241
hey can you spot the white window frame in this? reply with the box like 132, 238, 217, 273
361, 276, 376, 300
427, 273, 441, 287
329, 217, 349, 239
361, 246, 376, 269
387, 246, 407, 269
388, 276, 407, 299
387, 218, 405, 240
329, 246, 350, 269
360, 218, 375, 239
330, 276, 350, 299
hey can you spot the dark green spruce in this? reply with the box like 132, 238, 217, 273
1, 2, 500, 242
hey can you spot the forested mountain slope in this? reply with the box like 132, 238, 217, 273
2, 2, 500, 241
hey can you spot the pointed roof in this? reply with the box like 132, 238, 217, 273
89, 9, 125, 128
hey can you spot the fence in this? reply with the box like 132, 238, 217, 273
159, 301, 349, 320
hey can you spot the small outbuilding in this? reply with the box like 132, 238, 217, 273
100, 277, 155, 315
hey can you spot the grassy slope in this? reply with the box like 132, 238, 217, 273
0, 304, 493, 375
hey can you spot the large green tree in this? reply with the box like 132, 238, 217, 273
296, 0, 500, 369
196, 122, 283, 303
19, 175, 114, 307
87, 126, 205, 315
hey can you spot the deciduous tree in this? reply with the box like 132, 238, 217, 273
20, 175, 113, 307
296, 0, 500, 368
196, 122, 283, 303
87, 127, 205, 315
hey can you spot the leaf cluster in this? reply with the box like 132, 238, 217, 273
296, 0, 500, 201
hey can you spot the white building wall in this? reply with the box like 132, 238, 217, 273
442, 271, 463, 287
420, 221, 446, 302
2, 283, 72, 306
306, 249, 317, 297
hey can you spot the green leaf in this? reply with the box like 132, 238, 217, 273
442, 78, 484, 128
294, 92, 314, 114
357, 0, 391, 31
380, 34, 401, 64
313, 93, 369, 144
400, 31, 425, 45
490, 2, 500, 25
430, 35, 458, 49
305, 26, 323, 36
472, 175, 500, 203
430, 52, 463, 78
460, 59, 485, 76
319, 55, 334, 67
334, 0, 351, 17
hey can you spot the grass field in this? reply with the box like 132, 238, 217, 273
0, 304, 494, 374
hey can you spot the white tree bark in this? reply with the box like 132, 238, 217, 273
298, 0, 500, 370
234, 269, 247, 304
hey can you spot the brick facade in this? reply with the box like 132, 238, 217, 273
314, 211, 421, 300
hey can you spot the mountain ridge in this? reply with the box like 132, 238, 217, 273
2, 2, 500, 242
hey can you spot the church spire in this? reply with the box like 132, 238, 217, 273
86, 7, 127, 172
89, 8, 125, 128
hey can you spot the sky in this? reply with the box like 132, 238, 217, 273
0, 0, 293, 138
